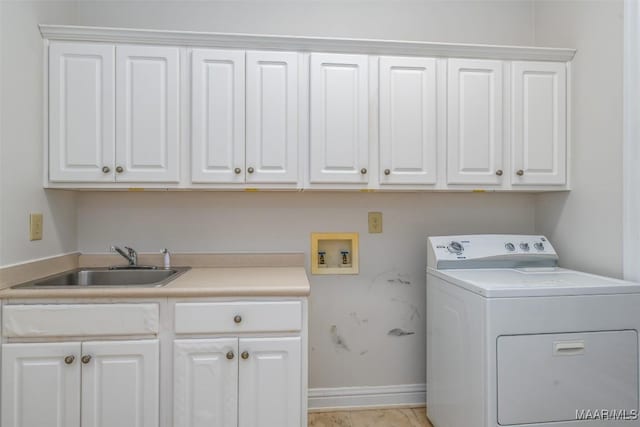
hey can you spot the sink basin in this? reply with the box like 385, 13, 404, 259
12, 267, 190, 289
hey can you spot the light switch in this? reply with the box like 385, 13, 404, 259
368, 212, 382, 233
29, 213, 43, 241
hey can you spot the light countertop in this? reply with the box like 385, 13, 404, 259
0, 267, 310, 299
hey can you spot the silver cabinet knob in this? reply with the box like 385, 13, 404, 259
102, 166, 111, 174
241, 351, 249, 360
81, 355, 92, 364
360, 168, 367, 175
384, 169, 391, 176
115, 166, 124, 174
516, 169, 524, 176
234, 168, 241, 175
495, 169, 503, 176
226, 351, 235, 360
64, 355, 75, 365
234, 315, 242, 324
247, 167, 254, 174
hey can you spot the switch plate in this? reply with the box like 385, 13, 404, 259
368, 212, 382, 233
29, 213, 43, 241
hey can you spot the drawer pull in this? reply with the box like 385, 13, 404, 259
241, 351, 249, 360
226, 351, 235, 360
553, 341, 585, 356
64, 355, 75, 365
234, 315, 242, 324
81, 355, 92, 364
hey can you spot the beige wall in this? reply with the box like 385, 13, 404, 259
533, 0, 624, 278
0, 1, 77, 266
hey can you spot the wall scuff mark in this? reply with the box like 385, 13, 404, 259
387, 273, 412, 285
330, 325, 351, 351
388, 328, 415, 337
349, 311, 369, 325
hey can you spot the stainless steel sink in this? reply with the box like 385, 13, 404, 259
12, 267, 190, 289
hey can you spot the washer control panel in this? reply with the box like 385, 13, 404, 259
427, 235, 558, 269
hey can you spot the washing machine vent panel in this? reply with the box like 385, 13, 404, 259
497, 330, 639, 425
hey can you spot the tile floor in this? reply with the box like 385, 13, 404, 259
309, 407, 433, 427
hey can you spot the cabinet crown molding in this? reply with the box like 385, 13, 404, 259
39, 24, 576, 62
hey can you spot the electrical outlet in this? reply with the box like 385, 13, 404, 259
29, 213, 43, 241
368, 212, 382, 233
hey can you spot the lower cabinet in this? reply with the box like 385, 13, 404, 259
1, 340, 159, 427
174, 336, 301, 427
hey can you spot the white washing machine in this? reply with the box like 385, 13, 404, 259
427, 235, 640, 427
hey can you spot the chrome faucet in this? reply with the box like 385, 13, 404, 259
111, 246, 138, 266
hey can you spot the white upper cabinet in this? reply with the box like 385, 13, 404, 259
310, 53, 369, 184
191, 49, 245, 184
116, 45, 180, 183
511, 61, 567, 186
379, 56, 437, 185
81, 340, 159, 427
174, 339, 238, 427
238, 337, 302, 427
447, 58, 504, 186
44, 27, 574, 191
2, 342, 81, 427
246, 51, 299, 184
49, 42, 115, 183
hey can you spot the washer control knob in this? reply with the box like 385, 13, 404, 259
519, 243, 530, 251
534, 242, 545, 251
505, 243, 515, 252
447, 241, 464, 254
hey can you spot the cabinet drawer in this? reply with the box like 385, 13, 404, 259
3, 304, 159, 338
174, 301, 302, 334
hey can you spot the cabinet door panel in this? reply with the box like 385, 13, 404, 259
246, 51, 298, 184
1, 342, 81, 427
310, 53, 368, 184
379, 56, 437, 185
238, 337, 301, 427
191, 49, 245, 183
116, 45, 179, 182
81, 340, 159, 427
512, 61, 567, 185
49, 42, 115, 182
174, 339, 238, 427
447, 59, 503, 185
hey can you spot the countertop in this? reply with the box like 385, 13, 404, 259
0, 267, 311, 299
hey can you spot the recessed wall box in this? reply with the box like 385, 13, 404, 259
311, 232, 359, 275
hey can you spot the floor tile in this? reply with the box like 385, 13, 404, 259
309, 411, 353, 427
348, 408, 424, 427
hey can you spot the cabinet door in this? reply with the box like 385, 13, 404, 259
447, 59, 504, 185
49, 42, 115, 182
238, 337, 301, 427
191, 49, 245, 183
174, 339, 238, 427
511, 61, 567, 186
379, 56, 437, 185
81, 340, 159, 427
310, 53, 369, 184
116, 45, 180, 183
1, 342, 81, 427
246, 51, 298, 184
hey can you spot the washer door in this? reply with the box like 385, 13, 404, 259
497, 330, 638, 425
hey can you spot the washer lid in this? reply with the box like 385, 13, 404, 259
428, 267, 640, 297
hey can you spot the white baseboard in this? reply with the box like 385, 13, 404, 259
308, 384, 426, 412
